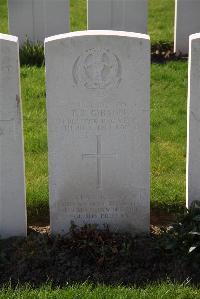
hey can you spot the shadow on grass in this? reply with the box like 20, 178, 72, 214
20, 41, 45, 67
19, 41, 188, 67
27, 203, 50, 226
27, 202, 184, 228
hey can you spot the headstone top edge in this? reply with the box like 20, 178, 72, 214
45, 30, 150, 44
190, 33, 200, 42
0, 33, 18, 43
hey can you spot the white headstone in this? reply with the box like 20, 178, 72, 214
186, 33, 200, 207
8, 0, 69, 45
87, 0, 147, 33
174, 0, 200, 55
0, 34, 26, 238
45, 31, 150, 235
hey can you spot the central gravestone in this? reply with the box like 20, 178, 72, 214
45, 31, 150, 235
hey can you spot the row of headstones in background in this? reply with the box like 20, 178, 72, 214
174, 0, 200, 55
8, 0, 200, 55
88, 0, 147, 33
0, 31, 150, 238
8, 0, 148, 45
8, 0, 70, 45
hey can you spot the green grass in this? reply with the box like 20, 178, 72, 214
0, 283, 200, 298
0, 0, 187, 217
70, 0, 87, 32
20, 67, 48, 219
149, 0, 175, 44
151, 61, 187, 209
0, 0, 8, 34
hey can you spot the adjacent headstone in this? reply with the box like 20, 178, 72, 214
174, 0, 200, 55
87, 0, 147, 33
45, 31, 150, 235
0, 34, 26, 238
8, 0, 69, 45
186, 33, 200, 207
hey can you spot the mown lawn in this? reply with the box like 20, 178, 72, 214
0, 0, 8, 33
149, 0, 174, 43
0, 0, 187, 217
0, 283, 200, 299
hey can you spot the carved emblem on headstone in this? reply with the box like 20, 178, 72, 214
73, 48, 122, 94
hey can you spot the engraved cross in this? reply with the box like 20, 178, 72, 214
82, 135, 117, 190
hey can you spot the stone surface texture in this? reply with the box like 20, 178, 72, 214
186, 33, 200, 207
87, 0, 147, 33
45, 31, 150, 235
8, 0, 69, 45
174, 0, 200, 55
0, 34, 26, 238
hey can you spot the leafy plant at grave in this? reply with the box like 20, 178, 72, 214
150, 41, 187, 63
68, 223, 133, 266
20, 40, 44, 67
159, 201, 200, 260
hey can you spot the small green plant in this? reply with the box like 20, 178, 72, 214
69, 223, 133, 266
20, 40, 44, 67
159, 201, 200, 258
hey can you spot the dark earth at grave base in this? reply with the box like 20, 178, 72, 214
151, 42, 188, 63
0, 216, 200, 288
